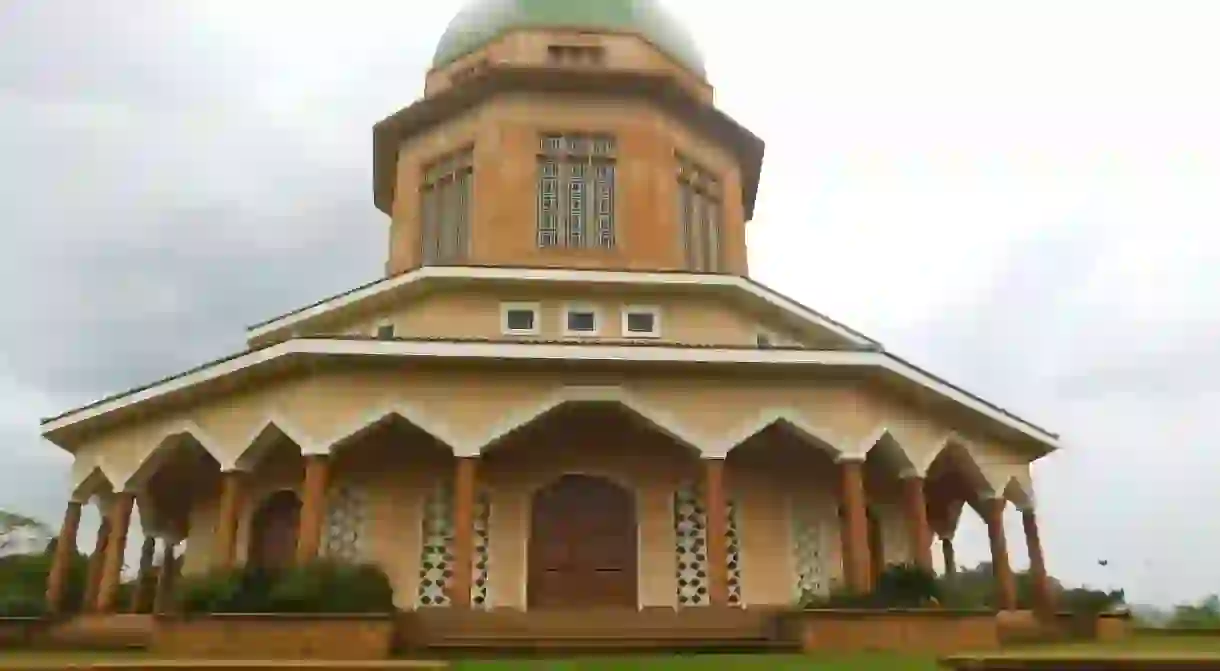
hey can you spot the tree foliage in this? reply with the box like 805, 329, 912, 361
1169, 595, 1220, 628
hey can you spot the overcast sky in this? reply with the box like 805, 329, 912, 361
1, 1, 1218, 606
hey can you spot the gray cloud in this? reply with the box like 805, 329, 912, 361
2, 0, 1218, 608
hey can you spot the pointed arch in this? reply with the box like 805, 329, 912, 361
70, 465, 115, 503
473, 386, 703, 456
122, 422, 222, 492
316, 402, 465, 457
857, 426, 918, 476
230, 414, 316, 472
922, 433, 995, 500
716, 408, 847, 458
1003, 475, 1036, 512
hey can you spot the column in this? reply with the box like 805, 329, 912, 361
45, 500, 83, 613
449, 457, 478, 608
838, 458, 871, 593
941, 536, 957, 577
901, 475, 934, 571
214, 470, 245, 569
983, 497, 1017, 611
83, 516, 111, 611
96, 492, 135, 612
1022, 509, 1054, 615
295, 454, 330, 563
129, 535, 157, 613
702, 458, 729, 606
153, 541, 177, 615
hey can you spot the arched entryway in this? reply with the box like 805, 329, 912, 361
528, 474, 638, 609
248, 490, 301, 569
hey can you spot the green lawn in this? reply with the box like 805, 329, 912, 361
446, 653, 937, 670
3, 637, 1220, 670
0, 652, 936, 670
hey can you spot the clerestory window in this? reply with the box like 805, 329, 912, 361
536, 133, 616, 250
676, 154, 724, 272
420, 147, 474, 265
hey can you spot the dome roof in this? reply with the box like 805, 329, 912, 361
432, 0, 706, 77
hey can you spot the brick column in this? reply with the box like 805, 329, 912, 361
702, 458, 729, 606
1022, 509, 1054, 615
838, 458, 871, 593
83, 516, 110, 611
45, 500, 83, 613
941, 536, 957, 577
96, 492, 135, 612
153, 541, 176, 615
214, 470, 245, 568
449, 457, 478, 608
901, 475, 934, 571
983, 497, 1017, 611
129, 535, 157, 613
295, 454, 330, 563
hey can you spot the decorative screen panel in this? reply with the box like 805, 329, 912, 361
470, 490, 492, 609
415, 482, 454, 607
323, 485, 365, 562
536, 133, 616, 249
673, 482, 709, 607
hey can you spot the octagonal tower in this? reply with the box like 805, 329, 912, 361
374, 0, 764, 277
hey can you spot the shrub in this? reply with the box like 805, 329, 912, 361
0, 550, 90, 615
874, 562, 941, 607
176, 565, 277, 615
268, 561, 394, 614
1059, 587, 1125, 615
798, 563, 942, 610
175, 561, 393, 615
0, 592, 47, 618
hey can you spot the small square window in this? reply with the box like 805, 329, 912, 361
621, 305, 661, 338
506, 309, 535, 332
501, 302, 541, 336
563, 304, 599, 336
756, 332, 773, 348
376, 323, 395, 340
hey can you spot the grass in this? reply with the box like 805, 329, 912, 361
3, 637, 1220, 669
444, 653, 938, 669
983, 634, 1220, 659
0, 652, 938, 670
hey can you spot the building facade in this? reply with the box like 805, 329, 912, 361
41, 0, 1056, 615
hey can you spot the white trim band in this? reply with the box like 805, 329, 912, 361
42, 338, 1059, 450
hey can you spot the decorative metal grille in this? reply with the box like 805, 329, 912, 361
537, 133, 616, 249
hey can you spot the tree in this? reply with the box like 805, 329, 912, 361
1170, 595, 1220, 628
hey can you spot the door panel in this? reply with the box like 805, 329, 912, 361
528, 474, 637, 608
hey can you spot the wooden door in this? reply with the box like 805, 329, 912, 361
528, 474, 637, 608
249, 490, 301, 570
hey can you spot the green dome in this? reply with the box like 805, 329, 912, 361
432, 0, 706, 77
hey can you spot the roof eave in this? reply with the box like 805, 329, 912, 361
41, 339, 1058, 455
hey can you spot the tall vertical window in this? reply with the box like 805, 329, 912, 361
677, 155, 723, 272
420, 147, 474, 264
537, 133, 616, 249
